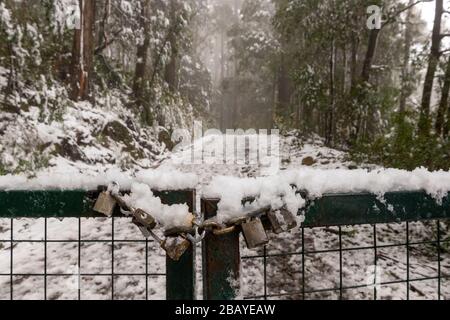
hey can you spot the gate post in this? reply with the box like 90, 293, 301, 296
202, 198, 240, 300
157, 190, 196, 300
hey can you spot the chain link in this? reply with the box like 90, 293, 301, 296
97, 183, 298, 260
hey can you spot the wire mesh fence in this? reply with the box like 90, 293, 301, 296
240, 221, 450, 300
0, 217, 166, 300
0, 189, 196, 300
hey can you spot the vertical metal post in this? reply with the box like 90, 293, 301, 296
160, 190, 196, 300
77, 217, 81, 300
437, 220, 441, 300
373, 224, 378, 300
44, 217, 48, 300
111, 216, 115, 300
202, 198, 240, 300
301, 227, 306, 300
338, 226, 343, 300
10, 218, 13, 301
263, 246, 267, 300
406, 222, 410, 300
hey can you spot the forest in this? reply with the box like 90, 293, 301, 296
0, 0, 450, 172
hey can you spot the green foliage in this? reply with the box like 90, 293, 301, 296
12, 151, 50, 175
0, 161, 6, 176
351, 111, 450, 171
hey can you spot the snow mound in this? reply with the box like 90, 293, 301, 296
123, 183, 193, 229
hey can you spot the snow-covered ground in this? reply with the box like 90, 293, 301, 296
0, 133, 449, 300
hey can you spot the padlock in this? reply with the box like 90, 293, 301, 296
161, 236, 191, 261
133, 208, 157, 230
132, 217, 154, 238
164, 226, 195, 237
267, 210, 284, 234
132, 218, 190, 261
93, 191, 117, 217
280, 207, 298, 230
241, 218, 269, 249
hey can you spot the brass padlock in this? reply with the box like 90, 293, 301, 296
93, 191, 117, 217
161, 236, 191, 261
280, 207, 298, 230
241, 218, 269, 249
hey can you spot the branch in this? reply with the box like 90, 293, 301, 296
95, 29, 123, 55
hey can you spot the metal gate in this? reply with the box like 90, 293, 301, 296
1, 189, 449, 300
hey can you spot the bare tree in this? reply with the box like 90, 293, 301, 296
70, 0, 96, 101
418, 0, 444, 137
399, 0, 415, 115
164, 0, 180, 92
133, 0, 151, 101
437, 55, 450, 137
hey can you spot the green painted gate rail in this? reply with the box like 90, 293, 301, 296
0, 189, 196, 300
201, 191, 450, 300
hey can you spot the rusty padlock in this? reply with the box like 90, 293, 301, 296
241, 217, 269, 249
161, 236, 191, 261
132, 217, 190, 261
93, 191, 117, 217
280, 207, 298, 230
267, 207, 298, 234
267, 210, 284, 234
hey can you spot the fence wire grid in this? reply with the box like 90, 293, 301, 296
241, 220, 450, 300
0, 217, 166, 300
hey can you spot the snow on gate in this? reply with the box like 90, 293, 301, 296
1, 167, 450, 300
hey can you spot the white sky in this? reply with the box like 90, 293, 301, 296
419, 0, 450, 30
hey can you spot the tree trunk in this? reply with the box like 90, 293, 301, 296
445, 94, 450, 139
220, 31, 225, 130
164, 0, 179, 92
350, 35, 358, 92
97, 0, 110, 52
419, 0, 443, 137
133, 0, 151, 101
277, 51, 292, 117
326, 40, 336, 146
70, 0, 96, 102
352, 28, 379, 143
361, 28, 380, 83
437, 56, 450, 137
399, 0, 414, 115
